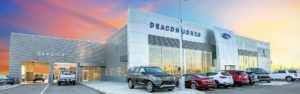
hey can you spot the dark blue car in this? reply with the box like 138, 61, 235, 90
0, 75, 15, 85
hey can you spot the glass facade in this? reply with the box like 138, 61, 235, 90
239, 55, 258, 70
149, 45, 213, 77
82, 67, 101, 81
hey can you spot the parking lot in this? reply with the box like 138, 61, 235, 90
0, 83, 103, 94
204, 81, 300, 94
80, 81, 300, 94
1, 81, 300, 94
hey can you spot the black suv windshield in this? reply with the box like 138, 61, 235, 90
252, 68, 268, 73
144, 67, 165, 74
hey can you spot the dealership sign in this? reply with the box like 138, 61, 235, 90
222, 33, 231, 39
149, 22, 201, 37
37, 52, 65, 57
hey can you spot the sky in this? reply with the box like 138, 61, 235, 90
1, 0, 300, 74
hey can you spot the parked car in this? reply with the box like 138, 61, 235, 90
57, 71, 76, 85
270, 70, 300, 81
33, 74, 45, 82
246, 72, 259, 85
0, 75, 15, 85
246, 68, 271, 83
201, 71, 234, 88
126, 66, 175, 92
178, 74, 215, 90
226, 70, 249, 86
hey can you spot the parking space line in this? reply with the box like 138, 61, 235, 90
40, 84, 50, 94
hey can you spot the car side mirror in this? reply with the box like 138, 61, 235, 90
141, 72, 146, 75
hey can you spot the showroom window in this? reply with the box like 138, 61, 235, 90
149, 45, 213, 78
239, 55, 258, 70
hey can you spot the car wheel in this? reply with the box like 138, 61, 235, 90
58, 81, 61, 86
224, 85, 229, 88
214, 80, 220, 88
10, 82, 14, 85
146, 81, 154, 92
128, 80, 135, 89
286, 76, 293, 81
191, 83, 197, 89
73, 81, 76, 85
267, 80, 271, 83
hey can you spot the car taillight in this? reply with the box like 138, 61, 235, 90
219, 76, 227, 79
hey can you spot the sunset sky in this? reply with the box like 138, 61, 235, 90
1, 0, 300, 74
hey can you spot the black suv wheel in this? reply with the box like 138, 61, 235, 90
128, 79, 135, 89
146, 81, 154, 92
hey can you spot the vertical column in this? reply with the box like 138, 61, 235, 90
48, 62, 53, 83
77, 65, 82, 82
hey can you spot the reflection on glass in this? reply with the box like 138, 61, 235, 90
239, 55, 258, 71
83, 66, 101, 81
149, 45, 214, 78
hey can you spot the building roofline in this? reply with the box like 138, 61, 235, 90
11, 33, 101, 43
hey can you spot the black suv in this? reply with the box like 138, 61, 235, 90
126, 66, 175, 92
246, 68, 271, 83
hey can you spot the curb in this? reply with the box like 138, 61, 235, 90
80, 82, 112, 94
0, 84, 21, 91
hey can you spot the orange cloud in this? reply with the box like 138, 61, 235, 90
0, 41, 9, 74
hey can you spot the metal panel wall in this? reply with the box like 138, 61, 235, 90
10, 33, 104, 83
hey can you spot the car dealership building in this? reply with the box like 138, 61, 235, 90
9, 9, 271, 83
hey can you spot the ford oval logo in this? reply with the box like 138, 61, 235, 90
222, 33, 231, 39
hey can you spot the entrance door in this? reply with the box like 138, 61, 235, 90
21, 61, 49, 84
53, 63, 77, 82
82, 67, 101, 81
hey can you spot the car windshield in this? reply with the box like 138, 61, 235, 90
253, 68, 268, 73
144, 67, 165, 74
221, 72, 231, 76
237, 71, 247, 75
61, 71, 73, 75
196, 74, 207, 78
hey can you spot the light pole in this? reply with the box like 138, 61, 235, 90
178, 0, 185, 90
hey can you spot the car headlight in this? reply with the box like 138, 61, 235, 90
152, 76, 161, 81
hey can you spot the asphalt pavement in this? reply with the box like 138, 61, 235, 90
0, 83, 103, 94
204, 81, 300, 94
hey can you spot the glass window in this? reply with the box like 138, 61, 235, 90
117, 67, 121, 76
110, 68, 114, 76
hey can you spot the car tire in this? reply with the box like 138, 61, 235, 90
224, 85, 229, 88
191, 83, 197, 90
10, 82, 14, 85
146, 81, 154, 93
73, 81, 76, 85
128, 79, 135, 89
58, 81, 61, 86
285, 76, 293, 81
33, 80, 35, 83
214, 80, 220, 88
267, 80, 271, 83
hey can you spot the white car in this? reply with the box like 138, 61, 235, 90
201, 71, 234, 88
270, 70, 300, 81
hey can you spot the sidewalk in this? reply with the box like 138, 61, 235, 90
256, 81, 290, 86
81, 81, 206, 94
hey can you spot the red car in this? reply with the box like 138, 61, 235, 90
177, 74, 215, 90
226, 70, 249, 86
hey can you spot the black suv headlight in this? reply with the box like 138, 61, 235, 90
152, 76, 161, 81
